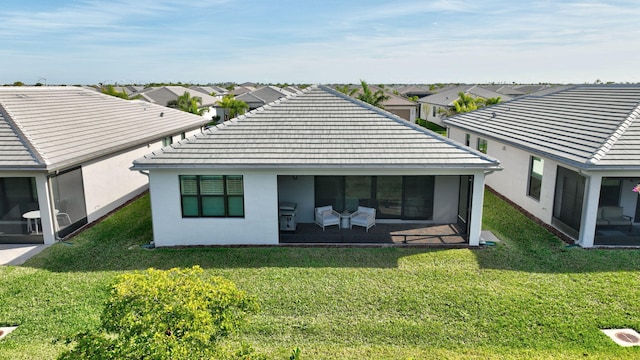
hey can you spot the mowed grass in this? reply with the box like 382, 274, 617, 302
1, 191, 640, 359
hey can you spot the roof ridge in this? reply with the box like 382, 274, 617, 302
205, 85, 316, 131
588, 101, 640, 164
0, 103, 48, 166
319, 85, 500, 165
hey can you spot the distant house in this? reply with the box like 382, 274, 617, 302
228, 86, 255, 96
131, 85, 501, 247
236, 86, 297, 110
417, 85, 512, 126
132, 86, 221, 109
396, 85, 434, 99
382, 92, 418, 122
444, 85, 640, 247
131, 85, 223, 121
189, 86, 227, 96
339, 84, 418, 122
0, 87, 208, 244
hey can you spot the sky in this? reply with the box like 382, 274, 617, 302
1, 0, 639, 85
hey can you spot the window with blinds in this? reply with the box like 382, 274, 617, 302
179, 175, 244, 217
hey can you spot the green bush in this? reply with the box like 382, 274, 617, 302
58, 266, 258, 359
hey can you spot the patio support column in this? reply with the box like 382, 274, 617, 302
468, 171, 486, 246
578, 174, 602, 248
35, 174, 56, 245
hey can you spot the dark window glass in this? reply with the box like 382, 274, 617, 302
179, 175, 244, 217
527, 156, 544, 200
477, 138, 487, 154
314, 176, 434, 220
0, 177, 39, 238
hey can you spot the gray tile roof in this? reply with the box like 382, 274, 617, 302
132, 85, 500, 170
418, 85, 513, 106
443, 85, 640, 170
0, 86, 209, 172
0, 112, 41, 168
133, 86, 220, 107
236, 86, 292, 107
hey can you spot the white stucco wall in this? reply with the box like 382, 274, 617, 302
82, 145, 152, 223
423, 103, 446, 126
449, 126, 562, 224
433, 175, 461, 223
82, 128, 202, 223
148, 170, 280, 246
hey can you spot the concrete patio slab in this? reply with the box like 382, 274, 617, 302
0, 244, 49, 266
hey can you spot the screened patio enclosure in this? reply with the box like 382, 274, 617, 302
0, 177, 43, 243
277, 174, 475, 244
551, 167, 640, 247
593, 176, 640, 246
0, 170, 90, 244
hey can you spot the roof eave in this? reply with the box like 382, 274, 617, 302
44, 122, 208, 173
131, 163, 502, 171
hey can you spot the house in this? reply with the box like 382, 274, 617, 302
396, 85, 434, 99
189, 86, 227, 96
131, 85, 501, 247
382, 92, 418, 122
132, 86, 221, 109
0, 86, 208, 244
235, 86, 298, 110
334, 84, 418, 122
228, 85, 255, 96
417, 85, 512, 126
443, 85, 640, 247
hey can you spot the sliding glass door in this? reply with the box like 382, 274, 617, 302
315, 176, 434, 220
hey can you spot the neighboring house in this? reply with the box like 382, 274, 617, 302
483, 84, 567, 98
228, 86, 255, 96
382, 92, 418, 122
396, 85, 434, 99
131, 86, 223, 121
482, 85, 527, 97
189, 86, 227, 97
444, 85, 640, 247
131, 85, 501, 247
0, 86, 208, 244
417, 85, 512, 126
132, 86, 221, 109
235, 86, 296, 110
340, 84, 418, 122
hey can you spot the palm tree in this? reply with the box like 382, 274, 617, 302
215, 95, 249, 120
168, 91, 204, 115
479, 96, 502, 106
356, 80, 389, 109
100, 85, 142, 100
438, 93, 503, 117
438, 92, 482, 117
336, 84, 357, 96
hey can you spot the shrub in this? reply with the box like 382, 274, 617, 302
58, 266, 258, 359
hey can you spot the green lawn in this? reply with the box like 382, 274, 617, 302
1, 191, 640, 359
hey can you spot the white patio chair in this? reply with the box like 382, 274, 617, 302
350, 206, 376, 232
315, 205, 340, 231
